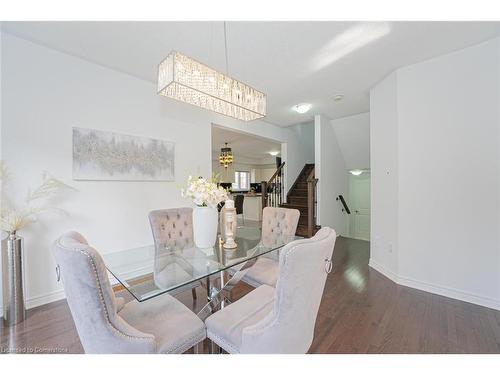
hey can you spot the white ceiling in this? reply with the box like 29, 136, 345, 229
3, 21, 499, 127
211, 125, 280, 163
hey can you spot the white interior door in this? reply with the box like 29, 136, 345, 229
348, 172, 371, 241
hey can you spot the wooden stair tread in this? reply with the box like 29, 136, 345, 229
281, 203, 308, 208
296, 224, 321, 237
277, 163, 318, 237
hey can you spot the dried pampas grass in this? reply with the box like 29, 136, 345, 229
1, 164, 76, 234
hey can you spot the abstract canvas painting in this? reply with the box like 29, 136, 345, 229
72, 127, 175, 181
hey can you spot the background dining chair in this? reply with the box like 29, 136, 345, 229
205, 227, 336, 354
148, 208, 202, 300
234, 194, 245, 225
52, 231, 206, 354
229, 206, 299, 288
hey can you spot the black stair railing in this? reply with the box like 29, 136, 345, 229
336, 195, 351, 214
261, 162, 285, 208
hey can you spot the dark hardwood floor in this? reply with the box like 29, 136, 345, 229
1, 237, 499, 354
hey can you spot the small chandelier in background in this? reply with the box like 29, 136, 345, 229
157, 23, 267, 121
219, 143, 233, 169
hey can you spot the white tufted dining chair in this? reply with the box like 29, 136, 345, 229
148, 208, 202, 299
230, 207, 299, 288
206, 227, 336, 354
52, 231, 206, 354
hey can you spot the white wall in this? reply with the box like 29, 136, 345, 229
290, 121, 315, 164
257, 167, 277, 182
1, 33, 212, 309
314, 114, 348, 235
370, 37, 500, 310
369, 72, 399, 278
280, 122, 315, 196
0, 33, 312, 310
397, 37, 500, 309
0, 27, 3, 316
331, 112, 370, 170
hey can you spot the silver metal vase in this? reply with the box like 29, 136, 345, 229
2, 232, 26, 326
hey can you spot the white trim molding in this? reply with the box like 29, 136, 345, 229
0, 273, 126, 318
369, 258, 500, 311
397, 275, 500, 311
25, 289, 66, 310
368, 258, 398, 283
0, 288, 66, 318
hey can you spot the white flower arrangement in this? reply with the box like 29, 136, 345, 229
181, 175, 228, 208
1, 162, 76, 234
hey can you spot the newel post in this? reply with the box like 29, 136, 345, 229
307, 179, 314, 238
261, 181, 268, 208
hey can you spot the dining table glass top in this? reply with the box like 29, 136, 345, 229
103, 226, 297, 302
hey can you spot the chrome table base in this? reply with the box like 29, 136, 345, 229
196, 252, 261, 353
197, 257, 257, 321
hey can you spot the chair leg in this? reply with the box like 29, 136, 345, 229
210, 340, 220, 354
192, 288, 197, 300
193, 341, 203, 354
206, 276, 211, 301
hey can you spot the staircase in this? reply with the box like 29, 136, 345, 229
280, 163, 320, 237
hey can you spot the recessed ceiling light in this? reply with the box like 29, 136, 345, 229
334, 94, 344, 102
269, 151, 280, 156
292, 103, 312, 114
350, 169, 363, 176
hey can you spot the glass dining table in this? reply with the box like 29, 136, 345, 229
103, 226, 298, 320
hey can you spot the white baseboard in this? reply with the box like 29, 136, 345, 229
343, 235, 370, 242
368, 258, 398, 283
0, 288, 66, 318
3, 262, 497, 319
397, 275, 500, 311
0, 273, 123, 318
25, 289, 66, 310
369, 258, 500, 311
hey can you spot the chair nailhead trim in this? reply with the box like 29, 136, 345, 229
78, 249, 157, 349
207, 332, 240, 354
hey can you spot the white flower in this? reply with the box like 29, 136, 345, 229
181, 176, 228, 207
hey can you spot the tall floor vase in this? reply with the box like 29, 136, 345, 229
2, 233, 26, 326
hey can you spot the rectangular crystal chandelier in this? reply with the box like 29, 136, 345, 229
157, 51, 266, 121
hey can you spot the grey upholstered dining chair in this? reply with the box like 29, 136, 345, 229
230, 206, 300, 288
148, 208, 202, 300
205, 227, 336, 354
52, 231, 206, 354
